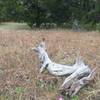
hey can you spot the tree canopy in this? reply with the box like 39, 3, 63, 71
0, 0, 100, 29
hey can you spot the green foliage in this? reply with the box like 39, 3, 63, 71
0, 0, 100, 30
15, 87, 25, 94
81, 22, 96, 31
71, 95, 79, 100
0, 94, 12, 100
96, 23, 100, 31
0, 69, 4, 76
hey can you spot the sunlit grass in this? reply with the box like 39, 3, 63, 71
0, 22, 30, 30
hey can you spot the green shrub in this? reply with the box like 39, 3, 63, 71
15, 87, 25, 94
81, 22, 96, 31
96, 23, 100, 31
71, 95, 79, 100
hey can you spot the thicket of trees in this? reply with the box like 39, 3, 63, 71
0, 0, 100, 30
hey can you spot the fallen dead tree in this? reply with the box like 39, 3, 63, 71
32, 40, 91, 76
68, 68, 96, 96
32, 40, 96, 97
60, 68, 97, 97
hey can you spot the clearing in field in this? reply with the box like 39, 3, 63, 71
0, 27, 100, 100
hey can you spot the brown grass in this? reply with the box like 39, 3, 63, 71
0, 29, 100, 100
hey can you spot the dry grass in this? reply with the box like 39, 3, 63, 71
0, 29, 100, 100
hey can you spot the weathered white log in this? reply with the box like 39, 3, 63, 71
32, 40, 91, 76
60, 64, 91, 88
32, 40, 96, 98
32, 40, 91, 77
68, 68, 97, 97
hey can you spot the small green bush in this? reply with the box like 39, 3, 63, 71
15, 87, 25, 94
81, 22, 95, 31
71, 95, 79, 100
96, 23, 100, 31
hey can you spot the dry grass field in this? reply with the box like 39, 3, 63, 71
0, 29, 100, 100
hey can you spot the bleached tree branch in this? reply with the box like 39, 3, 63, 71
68, 68, 97, 96
32, 40, 91, 76
32, 40, 95, 97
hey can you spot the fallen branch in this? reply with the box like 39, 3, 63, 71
68, 68, 97, 97
60, 65, 91, 89
32, 40, 91, 76
32, 40, 95, 97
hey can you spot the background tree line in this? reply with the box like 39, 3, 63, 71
0, 0, 100, 30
